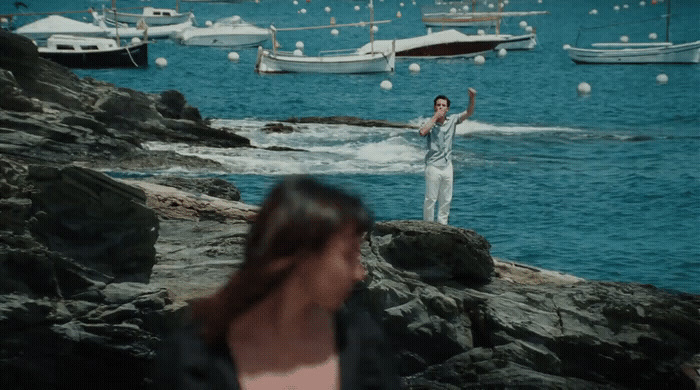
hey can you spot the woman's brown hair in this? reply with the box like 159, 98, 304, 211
189, 175, 372, 345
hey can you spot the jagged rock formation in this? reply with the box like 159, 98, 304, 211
0, 31, 250, 166
1, 159, 699, 390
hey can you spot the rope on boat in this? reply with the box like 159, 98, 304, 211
125, 44, 139, 67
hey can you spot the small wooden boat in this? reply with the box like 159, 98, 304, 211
565, 0, 700, 64
37, 34, 147, 68
103, 5, 192, 26
255, 45, 395, 74
565, 41, 700, 64
255, 1, 394, 74
422, 11, 548, 29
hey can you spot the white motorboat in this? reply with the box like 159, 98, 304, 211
174, 16, 269, 47
255, 46, 395, 74
14, 14, 108, 40
357, 30, 537, 58
37, 34, 147, 68
103, 6, 192, 26
565, 41, 700, 64
356, 29, 503, 58
493, 32, 537, 50
565, 0, 700, 64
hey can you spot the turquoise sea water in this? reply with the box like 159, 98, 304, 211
5, 0, 698, 293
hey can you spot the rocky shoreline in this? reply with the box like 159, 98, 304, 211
2, 31, 699, 389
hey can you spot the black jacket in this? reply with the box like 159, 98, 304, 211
152, 304, 400, 390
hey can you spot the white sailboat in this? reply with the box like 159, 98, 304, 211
255, 1, 395, 74
564, 0, 700, 64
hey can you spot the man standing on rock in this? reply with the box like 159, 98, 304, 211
419, 88, 477, 225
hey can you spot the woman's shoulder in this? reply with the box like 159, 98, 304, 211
152, 323, 239, 389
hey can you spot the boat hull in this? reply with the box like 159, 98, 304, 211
176, 29, 269, 47
105, 12, 191, 26
494, 33, 537, 50
255, 47, 395, 74
38, 42, 148, 68
106, 19, 193, 40
566, 41, 700, 64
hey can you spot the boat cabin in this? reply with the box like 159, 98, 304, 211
142, 7, 177, 17
43, 35, 118, 52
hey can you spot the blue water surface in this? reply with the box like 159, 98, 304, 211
5, 0, 698, 293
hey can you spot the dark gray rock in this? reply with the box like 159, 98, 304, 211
372, 220, 494, 283
143, 175, 242, 202
0, 30, 250, 167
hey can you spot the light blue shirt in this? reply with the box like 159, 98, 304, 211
425, 114, 461, 168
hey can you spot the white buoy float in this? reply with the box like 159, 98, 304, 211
293, 49, 303, 56
519, 20, 528, 29
131, 37, 141, 44
656, 73, 668, 84
396, 11, 402, 18
354, 5, 360, 11
331, 28, 339, 36
649, 32, 658, 40
400, 2, 404, 6
380, 80, 393, 90
462, 5, 469, 11
296, 41, 304, 50
477, 29, 485, 35
228, 52, 239, 61
525, 25, 533, 32
293, 0, 298, 4
589, 9, 598, 15
537, 0, 542, 3
488, 3, 494, 9
450, 7, 457, 13
371, 25, 379, 33
498, 48, 507, 58
577, 82, 591, 95
620, 35, 629, 43
614, 5, 621, 11
155, 57, 168, 67
299, 8, 307, 14
563, 44, 571, 50
325, 6, 331, 12
623, 4, 629, 8
640, 1, 646, 6
474, 55, 485, 65
504, 0, 509, 4
408, 63, 420, 73
205, 20, 213, 27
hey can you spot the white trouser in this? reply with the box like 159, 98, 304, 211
423, 161, 453, 224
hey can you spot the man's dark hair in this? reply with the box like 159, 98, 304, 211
434, 95, 450, 107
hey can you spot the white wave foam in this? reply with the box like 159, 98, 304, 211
144, 118, 585, 175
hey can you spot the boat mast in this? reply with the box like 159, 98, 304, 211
665, 0, 670, 43
369, 0, 374, 53
496, 0, 503, 34
112, 0, 120, 46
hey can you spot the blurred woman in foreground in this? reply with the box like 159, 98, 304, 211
154, 175, 399, 390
